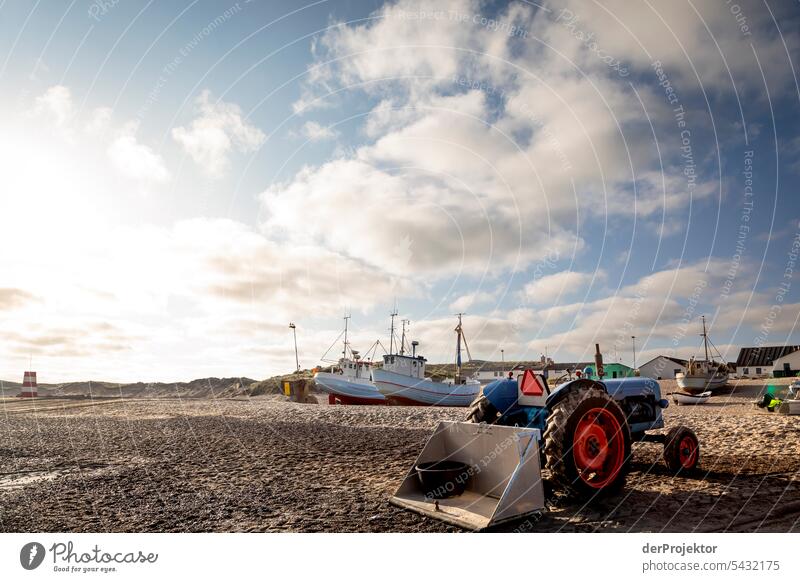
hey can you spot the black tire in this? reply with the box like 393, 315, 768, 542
663, 426, 700, 473
543, 386, 631, 499
465, 394, 499, 424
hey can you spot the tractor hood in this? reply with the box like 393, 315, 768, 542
546, 376, 665, 408
602, 377, 663, 399
482, 378, 520, 414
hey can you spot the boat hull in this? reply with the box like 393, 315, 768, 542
672, 391, 711, 405
371, 369, 480, 407
313, 373, 386, 405
778, 399, 800, 415
675, 373, 728, 393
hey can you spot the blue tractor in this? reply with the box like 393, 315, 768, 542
466, 363, 700, 498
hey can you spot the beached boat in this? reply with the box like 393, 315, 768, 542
778, 399, 800, 415
672, 391, 712, 405
676, 316, 729, 393
314, 366, 385, 405
313, 316, 385, 405
371, 314, 480, 407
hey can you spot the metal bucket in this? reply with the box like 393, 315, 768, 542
390, 421, 545, 530
415, 460, 471, 498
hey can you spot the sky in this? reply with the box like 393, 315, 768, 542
1, 0, 799, 382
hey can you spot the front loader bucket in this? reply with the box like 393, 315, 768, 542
390, 421, 545, 531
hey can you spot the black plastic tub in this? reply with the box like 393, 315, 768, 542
415, 460, 472, 499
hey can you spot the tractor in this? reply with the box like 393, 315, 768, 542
465, 367, 700, 498
390, 346, 700, 530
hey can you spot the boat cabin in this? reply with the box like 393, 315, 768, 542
337, 357, 370, 379
382, 353, 427, 379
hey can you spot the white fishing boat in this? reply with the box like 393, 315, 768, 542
676, 316, 729, 394
777, 380, 800, 415
313, 315, 386, 405
778, 399, 800, 415
672, 391, 712, 405
371, 313, 480, 407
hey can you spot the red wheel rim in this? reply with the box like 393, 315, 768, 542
678, 435, 698, 468
573, 407, 625, 489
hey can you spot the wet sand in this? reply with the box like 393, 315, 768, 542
0, 379, 798, 533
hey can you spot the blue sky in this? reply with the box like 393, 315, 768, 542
1, 0, 799, 381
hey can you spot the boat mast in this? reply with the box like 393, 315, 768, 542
455, 313, 464, 380
389, 308, 398, 354
400, 319, 409, 355
701, 315, 709, 361
342, 313, 350, 359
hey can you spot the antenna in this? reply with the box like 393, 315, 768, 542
701, 315, 709, 361
400, 319, 410, 355
389, 307, 398, 354
343, 311, 351, 359
454, 313, 467, 380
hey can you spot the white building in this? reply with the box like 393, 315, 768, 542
770, 348, 800, 377
735, 346, 800, 378
637, 356, 688, 380
473, 368, 511, 384
472, 361, 589, 385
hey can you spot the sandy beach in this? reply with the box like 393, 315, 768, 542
0, 378, 798, 533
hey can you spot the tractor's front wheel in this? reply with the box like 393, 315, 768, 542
544, 386, 631, 499
663, 426, 700, 473
465, 394, 499, 424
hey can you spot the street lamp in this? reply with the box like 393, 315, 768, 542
631, 335, 637, 371
289, 323, 300, 372
501, 348, 505, 373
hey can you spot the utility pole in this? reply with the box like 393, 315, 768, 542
289, 323, 300, 372
501, 348, 505, 373
631, 335, 637, 370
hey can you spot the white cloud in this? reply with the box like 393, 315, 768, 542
260, 157, 579, 277
300, 120, 337, 141
548, 0, 798, 95
172, 90, 265, 177
0, 214, 410, 381
522, 271, 596, 304
26, 86, 170, 188
85, 107, 113, 135
108, 122, 170, 183
267, 0, 760, 285
449, 289, 497, 312
32, 85, 74, 128
508, 258, 748, 362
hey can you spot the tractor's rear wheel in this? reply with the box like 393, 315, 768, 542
663, 426, 699, 473
544, 386, 631, 499
465, 394, 499, 424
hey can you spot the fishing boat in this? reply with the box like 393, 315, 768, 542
313, 315, 386, 405
371, 313, 480, 407
777, 380, 800, 415
672, 391, 712, 405
676, 316, 729, 393
778, 398, 800, 415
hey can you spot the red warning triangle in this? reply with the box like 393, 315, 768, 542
520, 369, 544, 396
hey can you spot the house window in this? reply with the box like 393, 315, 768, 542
784, 363, 791, 372
756, 368, 762, 375
743, 368, 749, 375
